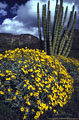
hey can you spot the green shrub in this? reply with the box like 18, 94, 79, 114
0, 100, 20, 120
0, 47, 74, 120
55, 55, 79, 117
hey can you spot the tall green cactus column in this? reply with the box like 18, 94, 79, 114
47, 1, 53, 56
37, 0, 77, 58
54, 0, 63, 55
37, 3, 42, 50
52, 0, 59, 56
42, 4, 47, 53
58, 5, 75, 55
63, 11, 77, 57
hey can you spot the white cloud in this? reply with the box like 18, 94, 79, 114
16, 0, 77, 26
0, 0, 78, 37
0, 17, 38, 36
15, 0, 77, 36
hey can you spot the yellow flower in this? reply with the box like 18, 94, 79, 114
44, 81, 48, 84
0, 73, 5, 77
34, 115, 39, 120
11, 75, 16, 79
51, 102, 55, 106
43, 89, 49, 93
53, 109, 57, 113
6, 77, 11, 80
20, 106, 24, 112
40, 111, 44, 114
29, 69, 33, 72
25, 108, 29, 112
36, 111, 40, 116
24, 84, 27, 87
25, 65, 28, 67
24, 96, 27, 99
34, 92, 39, 96
30, 92, 33, 96
31, 75, 34, 78
15, 90, 19, 95
7, 98, 12, 101
26, 101, 31, 105
45, 106, 48, 111
18, 60, 22, 63
8, 88, 12, 92
38, 87, 41, 90
32, 109, 35, 112
58, 101, 63, 107
13, 96, 16, 100
6, 70, 12, 73
46, 84, 51, 88
53, 71, 58, 76
51, 65, 55, 69
49, 106, 52, 110
0, 91, 4, 95
37, 100, 41, 105
23, 114, 27, 120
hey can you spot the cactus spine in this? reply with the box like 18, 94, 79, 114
37, 0, 76, 57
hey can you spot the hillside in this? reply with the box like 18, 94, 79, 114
0, 29, 79, 58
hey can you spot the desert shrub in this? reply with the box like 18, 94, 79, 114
0, 99, 20, 120
0, 47, 74, 120
56, 55, 79, 87
56, 55, 79, 74
55, 55, 79, 117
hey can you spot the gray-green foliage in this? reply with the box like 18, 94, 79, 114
37, 0, 76, 57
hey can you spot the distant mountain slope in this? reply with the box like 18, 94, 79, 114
0, 33, 41, 53
0, 29, 79, 58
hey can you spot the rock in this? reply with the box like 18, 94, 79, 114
0, 33, 41, 53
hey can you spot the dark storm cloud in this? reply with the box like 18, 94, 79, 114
15, 0, 78, 27
0, 2, 8, 9
0, 2, 8, 17
0, 0, 79, 36
10, 3, 19, 15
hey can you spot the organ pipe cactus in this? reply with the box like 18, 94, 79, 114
62, 11, 77, 57
37, 0, 77, 57
37, 3, 42, 50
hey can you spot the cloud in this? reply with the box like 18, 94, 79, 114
0, 17, 38, 36
0, 0, 78, 38
16, 1, 38, 27
10, 3, 19, 15
15, 0, 78, 34
0, 2, 8, 9
0, 9, 7, 17
0, 2, 8, 17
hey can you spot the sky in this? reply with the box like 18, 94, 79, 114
0, 0, 79, 39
